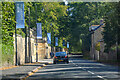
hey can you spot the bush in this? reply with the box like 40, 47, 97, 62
2, 44, 14, 65
95, 42, 100, 51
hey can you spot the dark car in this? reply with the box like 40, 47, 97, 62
53, 52, 69, 64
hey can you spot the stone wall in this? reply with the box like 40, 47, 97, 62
13, 34, 25, 65
31, 38, 36, 62
37, 43, 46, 60
5, 28, 53, 66
47, 45, 51, 59
13, 34, 36, 65
37, 38, 51, 60
13, 28, 37, 65
99, 51, 117, 61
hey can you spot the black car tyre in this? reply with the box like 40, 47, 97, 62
67, 61, 69, 64
53, 61, 56, 64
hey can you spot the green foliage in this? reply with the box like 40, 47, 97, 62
95, 42, 100, 51
62, 2, 103, 52
27, 2, 68, 47
2, 44, 14, 65
103, 2, 120, 52
1, 2, 15, 66
2, 2, 119, 57
2, 2, 68, 48
61, 2, 120, 53
2, 2, 15, 46
17, 29, 25, 37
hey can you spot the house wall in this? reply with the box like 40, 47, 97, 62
90, 25, 104, 60
90, 24, 117, 61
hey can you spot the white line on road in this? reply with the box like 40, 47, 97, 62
87, 71, 95, 74
39, 67, 82, 72
87, 70, 107, 80
71, 60, 107, 80
97, 75, 107, 80
97, 75, 104, 78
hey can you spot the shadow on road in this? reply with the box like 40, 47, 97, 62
26, 55, 120, 80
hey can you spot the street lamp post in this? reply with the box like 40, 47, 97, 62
51, 23, 55, 53
35, 3, 38, 62
50, 23, 53, 52
28, 7, 31, 63
15, 18, 18, 66
14, 3, 18, 66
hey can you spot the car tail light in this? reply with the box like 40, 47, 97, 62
65, 56, 67, 58
55, 56, 57, 58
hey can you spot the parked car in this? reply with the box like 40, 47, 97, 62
53, 52, 69, 64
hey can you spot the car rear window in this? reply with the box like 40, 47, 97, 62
55, 52, 67, 56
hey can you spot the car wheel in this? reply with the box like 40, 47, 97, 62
53, 61, 56, 64
67, 61, 69, 64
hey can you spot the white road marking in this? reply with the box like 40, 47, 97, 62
88, 71, 95, 74
97, 75, 104, 78
71, 60, 107, 80
97, 75, 107, 80
39, 67, 82, 72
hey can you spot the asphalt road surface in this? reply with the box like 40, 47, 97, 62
26, 55, 120, 80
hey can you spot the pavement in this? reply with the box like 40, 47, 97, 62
1, 59, 53, 80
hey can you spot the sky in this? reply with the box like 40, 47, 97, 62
63, 0, 68, 5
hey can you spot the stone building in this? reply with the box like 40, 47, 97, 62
89, 23, 104, 60
90, 20, 117, 61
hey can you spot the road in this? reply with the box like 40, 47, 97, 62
26, 55, 120, 80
